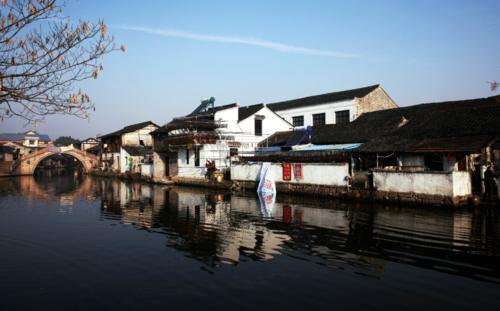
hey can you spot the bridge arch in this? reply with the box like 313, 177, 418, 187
32, 151, 85, 173
12, 146, 99, 176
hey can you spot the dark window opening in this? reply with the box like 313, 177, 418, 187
424, 154, 444, 171
186, 149, 189, 165
230, 148, 238, 156
335, 110, 350, 124
255, 119, 263, 136
312, 113, 325, 126
195, 146, 200, 167
292, 116, 304, 127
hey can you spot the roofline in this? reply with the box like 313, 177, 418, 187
98, 121, 159, 138
374, 85, 398, 108
267, 84, 380, 111
237, 104, 293, 127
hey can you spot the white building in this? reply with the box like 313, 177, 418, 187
99, 121, 159, 173
80, 137, 99, 151
153, 101, 292, 180
267, 84, 397, 128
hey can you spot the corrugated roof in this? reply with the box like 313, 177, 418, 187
292, 143, 362, 151
267, 84, 379, 112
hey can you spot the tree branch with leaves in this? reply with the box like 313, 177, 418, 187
0, 0, 124, 125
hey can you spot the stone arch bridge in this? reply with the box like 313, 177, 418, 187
11, 145, 99, 175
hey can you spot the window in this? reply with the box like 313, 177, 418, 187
312, 113, 326, 126
28, 139, 35, 145
254, 119, 262, 136
292, 116, 304, 127
230, 148, 238, 156
186, 149, 189, 165
335, 110, 350, 124
194, 146, 200, 167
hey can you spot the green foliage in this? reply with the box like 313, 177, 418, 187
54, 136, 81, 147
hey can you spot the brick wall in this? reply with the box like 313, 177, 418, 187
355, 86, 397, 117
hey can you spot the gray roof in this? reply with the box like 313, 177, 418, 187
267, 84, 379, 112
238, 104, 264, 121
0, 144, 15, 153
100, 121, 159, 139
313, 95, 500, 153
122, 146, 153, 156
0, 132, 51, 142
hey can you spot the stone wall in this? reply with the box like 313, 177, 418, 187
355, 86, 398, 117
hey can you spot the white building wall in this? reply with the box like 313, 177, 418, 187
176, 142, 231, 178
141, 164, 153, 177
274, 99, 356, 127
373, 170, 472, 197
232, 162, 349, 186
121, 124, 158, 146
452, 172, 472, 197
214, 105, 291, 155
119, 147, 144, 174
214, 106, 240, 133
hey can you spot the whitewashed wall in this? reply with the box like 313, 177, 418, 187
176, 143, 231, 178
452, 172, 472, 196
121, 124, 158, 146
232, 162, 349, 186
373, 170, 471, 197
273, 99, 355, 127
236, 106, 292, 138
141, 164, 153, 177
214, 106, 240, 132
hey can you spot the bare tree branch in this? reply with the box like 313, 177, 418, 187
0, 0, 124, 124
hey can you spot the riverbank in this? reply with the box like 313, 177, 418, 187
86, 170, 487, 207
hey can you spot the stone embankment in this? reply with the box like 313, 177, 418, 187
88, 169, 475, 207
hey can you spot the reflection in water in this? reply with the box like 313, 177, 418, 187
1, 175, 500, 309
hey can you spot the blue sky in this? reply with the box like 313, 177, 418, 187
1, 0, 499, 139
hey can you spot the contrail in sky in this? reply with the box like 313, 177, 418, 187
114, 25, 360, 58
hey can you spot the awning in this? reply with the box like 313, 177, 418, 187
291, 143, 362, 152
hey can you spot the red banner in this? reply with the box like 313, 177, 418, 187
282, 163, 291, 181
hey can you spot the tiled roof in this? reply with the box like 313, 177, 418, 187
100, 121, 159, 139
238, 104, 264, 121
258, 129, 311, 147
312, 95, 500, 153
0, 144, 15, 153
0, 133, 51, 142
267, 84, 379, 112
122, 146, 153, 156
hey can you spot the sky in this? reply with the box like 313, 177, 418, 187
1, 0, 499, 140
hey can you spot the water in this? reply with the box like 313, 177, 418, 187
1, 174, 499, 310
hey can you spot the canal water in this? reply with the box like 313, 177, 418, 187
1, 174, 499, 310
